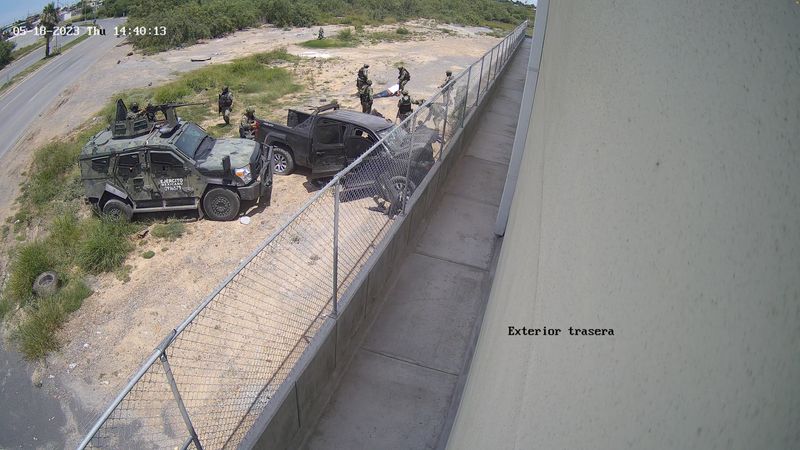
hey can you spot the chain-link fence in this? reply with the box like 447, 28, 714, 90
79, 21, 528, 450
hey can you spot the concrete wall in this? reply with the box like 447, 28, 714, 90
447, 1, 800, 449
240, 38, 525, 450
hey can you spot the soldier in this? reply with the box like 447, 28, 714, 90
239, 106, 257, 139
356, 64, 369, 90
397, 65, 411, 91
359, 79, 374, 114
218, 86, 234, 125
396, 90, 424, 123
126, 102, 141, 119
439, 69, 454, 106
144, 102, 156, 122
318, 27, 325, 40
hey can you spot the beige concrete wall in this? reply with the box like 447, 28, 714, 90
448, 1, 800, 449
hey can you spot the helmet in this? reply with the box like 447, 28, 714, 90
398, 65, 404, 70
130, 102, 139, 111
363, 64, 370, 68
401, 90, 408, 95
222, 86, 229, 92
446, 70, 452, 75
246, 106, 255, 114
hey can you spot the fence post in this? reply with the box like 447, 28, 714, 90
487, 48, 494, 87
332, 182, 340, 318
402, 119, 416, 215
475, 57, 485, 106
441, 89, 451, 153
160, 352, 203, 450
460, 66, 471, 128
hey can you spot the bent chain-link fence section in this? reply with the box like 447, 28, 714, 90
79, 21, 528, 450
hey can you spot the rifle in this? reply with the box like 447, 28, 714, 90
146, 102, 205, 127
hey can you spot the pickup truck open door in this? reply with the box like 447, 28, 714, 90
311, 118, 348, 177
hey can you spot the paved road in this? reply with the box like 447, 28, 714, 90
0, 17, 124, 450
0, 18, 124, 161
1, 29, 83, 84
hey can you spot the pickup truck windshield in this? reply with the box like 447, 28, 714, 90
175, 124, 212, 159
377, 126, 408, 156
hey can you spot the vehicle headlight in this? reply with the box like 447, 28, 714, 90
235, 164, 252, 184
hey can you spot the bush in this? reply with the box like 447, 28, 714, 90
152, 220, 185, 241
396, 27, 410, 35
78, 218, 135, 273
0, 40, 15, 69
337, 28, 354, 41
6, 241, 56, 306
12, 279, 92, 359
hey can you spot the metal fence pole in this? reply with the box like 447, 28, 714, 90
160, 352, 203, 450
441, 89, 450, 153
475, 56, 485, 106
401, 119, 416, 215
332, 182, 340, 318
487, 48, 494, 87
460, 66, 472, 128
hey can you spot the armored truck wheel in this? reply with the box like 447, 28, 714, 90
203, 188, 240, 221
103, 199, 133, 221
272, 147, 294, 176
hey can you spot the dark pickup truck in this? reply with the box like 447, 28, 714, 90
250, 103, 438, 214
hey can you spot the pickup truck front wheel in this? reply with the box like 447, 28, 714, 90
272, 147, 295, 176
203, 188, 240, 221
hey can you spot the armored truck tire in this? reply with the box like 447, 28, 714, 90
103, 199, 134, 221
203, 187, 241, 221
272, 146, 294, 176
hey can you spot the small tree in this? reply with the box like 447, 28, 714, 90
40, 3, 59, 58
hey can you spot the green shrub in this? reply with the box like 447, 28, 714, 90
13, 297, 65, 358
396, 27, 410, 35
6, 241, 56, 305
337, 28, 354, 41
141, 250, 155, 259
11, 279, 92, 359
152, 220, 185, 241
78, 218, 134, 273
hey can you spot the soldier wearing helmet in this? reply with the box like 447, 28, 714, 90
126, 102, 141, 119
396, 89, 424, 123
439, 69, 455, 105
239, 106, 257, 139
357, 64, 370, 90
218, 86, 234, 125
397, 65, 411, 91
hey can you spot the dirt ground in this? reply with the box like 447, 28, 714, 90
0, 20, 501, 444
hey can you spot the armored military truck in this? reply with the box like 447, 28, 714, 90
79, 100, 273, 221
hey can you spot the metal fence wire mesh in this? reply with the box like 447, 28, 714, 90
80, 21, 528, 450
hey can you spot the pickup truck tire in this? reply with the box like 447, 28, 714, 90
381, 175, 416, 217
272, 147, 294, 176
203, 188, 240, 221
102, 199, 133, 221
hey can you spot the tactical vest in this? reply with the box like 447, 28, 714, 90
398, 96, 412, 114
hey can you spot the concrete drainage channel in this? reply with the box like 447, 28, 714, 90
240, 28, 528, 450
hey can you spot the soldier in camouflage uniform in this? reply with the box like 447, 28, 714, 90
397, 65, 411, 91
239, 106, 257, 139
126, 102, 141, 119
359, 79, 374, 113
439, 70, 454, 105
356, 64, 369, 90
218, 86, 234, 125
318, 27, 325, 40
396, 90, 424, 123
